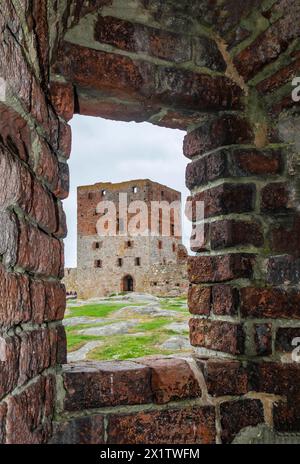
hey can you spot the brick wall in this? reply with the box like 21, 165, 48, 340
0, 0, 300, 444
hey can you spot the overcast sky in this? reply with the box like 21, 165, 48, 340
64, 115, 190, 268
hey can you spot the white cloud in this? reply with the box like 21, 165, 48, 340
63, 115, 191, 267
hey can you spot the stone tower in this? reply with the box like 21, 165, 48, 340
64, 179, 188, 298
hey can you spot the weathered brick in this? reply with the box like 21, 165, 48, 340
18, 329, 52, 386
188, 254, 254, 284
137, 357, 201, 404
190, 319, 245, 355
261, 182, 290, 213
16, 220, 63, 278
49, 81, 74, 121
248, 362, 300, 396
212, 284, 239, 316
0, 336, 20, 400
51, 415, 105, 444
257, 52, 300, 94
53, 162, 70, 200
55, 42, 243, 111
186, 148, 283, 190
220, 399, 264, 443
274, 397, 300, 432
234, 0, 300, 81
63, 361, 152, 411
0, 103, 31, 162
196, 358, 248, 396
275, 328, 300, 352
270, 217, 300, 257
188, 183, 255, 220
35, 138, 59, 192
185, 151, 228, 190
183, 116, 253, 159
0, 210, 19, 267
0, 265, 31, 328
210, 219, 264, 249
77, 93, 156, 122
107, 406, 216, 444
5, 375, 55, 444
232, 149, 283, 176
0, 145, 58, 233
267, 256, 300, 285
188, 285, 211, 315
254, 323, 272, 356
0, 403, 7, 444
240, 287, 300, 319
194, 36, 226, 71
95, 16, 192, 63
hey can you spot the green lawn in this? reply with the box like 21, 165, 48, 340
65, 296, 190, 360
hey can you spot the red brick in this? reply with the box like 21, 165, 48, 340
267, 256, 300, 285
0, 145, 58, 233
210, 219, 264, 249
190, 319, 245, 355
183, 116, 253, 159
234, 0, 300, 81
57, 120, 72, 159
257, 53, 300, 94
220, 399, 264, 443
261, 182, 290, 213
35, 139, 59, 192
186, 151, 229, 190
212, 284, 239, 316
55, 325, 67, 364
232, 149, 283, 175
271, 216, 300, 257
0, 210, 18, 267
275, 328, 300, 353
196, 358, 248, 396
0, 103, 31, 162
240, 287, 300, 319
63, 361, 152, 411
77, 94, 156, 122
188, 285, 211, 315
0, 403, 7, 444
0, 336, 20, 400
18, 329, 52, 386
53, 162, 70, 200
0, 265, 31, 328
274, 397, 300, 432
248, 362, 300, 396
51, 415, 105, 444
16, 220, 63, 278
137, 358, 201, 404
188, 254, 254, 284
254, 323, 272, 356
188, 183, 255, 220
5, 375, 55, 444
49, 81, 74, 121
95, 16, 191, 63
55, 41, 243, 112
107, 406, 216, 444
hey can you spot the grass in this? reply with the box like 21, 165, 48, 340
67, 334, 102, 352
66, 303, 128, 319
88, 333, 172, 361
65, 295, 190, 360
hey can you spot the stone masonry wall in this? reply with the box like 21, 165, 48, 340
0, 1, 69, 443
0, 0, 300, 444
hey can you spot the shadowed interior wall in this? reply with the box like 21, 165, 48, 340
0, 0, 300, 444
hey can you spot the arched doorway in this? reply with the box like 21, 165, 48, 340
122, 275, 134, 292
